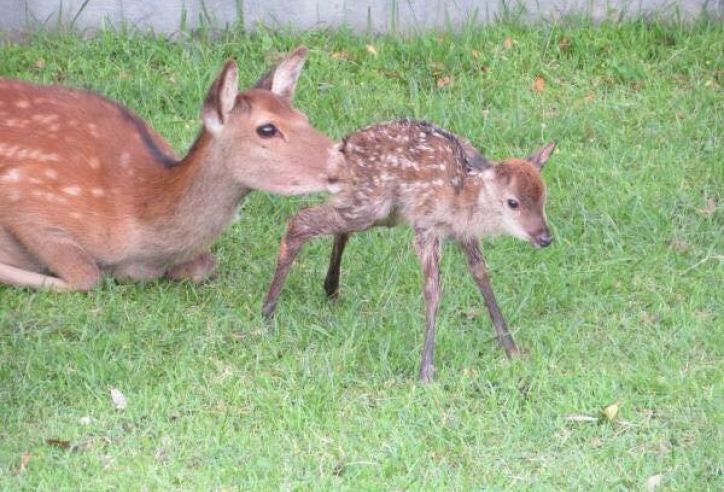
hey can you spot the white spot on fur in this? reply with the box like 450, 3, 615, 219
44, 169, 59, 180
0, 168, 22, 183
120, 152, 131, 167
89, 157, 101, 170
86, 123, 99, 137
70, 212, 83, 219
31, 114, 59, 124
90, 187, 105, 197
61, 185, 82, 196
15, 100, 30, 109
4, 119, 29, 128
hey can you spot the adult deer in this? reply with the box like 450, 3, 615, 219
0, 47, 340, 290
262, 119, 556, 382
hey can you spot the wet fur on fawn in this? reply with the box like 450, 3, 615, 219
262, 119, 556, 382
0, 47, 341, 290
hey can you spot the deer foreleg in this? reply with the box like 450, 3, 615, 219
458, 237, 519, 357
413, 228, 441, 383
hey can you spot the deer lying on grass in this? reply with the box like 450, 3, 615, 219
262, 119, 555, 382
0, 47, 340, 290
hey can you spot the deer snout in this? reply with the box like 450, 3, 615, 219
533, 229, 553, 248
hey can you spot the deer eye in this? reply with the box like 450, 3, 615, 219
507, 199, 519, 209
256, 123, 278, 138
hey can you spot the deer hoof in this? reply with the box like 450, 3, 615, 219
419, 364, 435, 383
507, 346, 528, 358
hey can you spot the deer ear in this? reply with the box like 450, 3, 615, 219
526, 142, 556, 170
253, 46, 307, 100
203, 59, 239, 135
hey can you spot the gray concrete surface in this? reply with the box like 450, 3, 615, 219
1, 1, 721, 37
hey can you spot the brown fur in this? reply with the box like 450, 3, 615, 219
0, 47, 340, 290
261, 119, 556, 382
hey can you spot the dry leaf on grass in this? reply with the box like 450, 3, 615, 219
110, 387, 127, 410
559, 36, 572, 51
365, 44, 378, 56
645, 474, 664, 490
699, 197, 717, 216
436, 75, 452, 88
666, 239, 692, 253
601, 402, 620, 422
532, 76, 545, 93
331, 51, 349, 61
471, 49, 481, 59
503, 36, 514, 49
34, 58, 45, 69
46, 438, 71, 449
17, 451, 31, 474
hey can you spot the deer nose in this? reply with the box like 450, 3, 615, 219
535, 230, 553, 247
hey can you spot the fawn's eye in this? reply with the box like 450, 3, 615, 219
256, 123, 278, 138
507, 199, 519, 209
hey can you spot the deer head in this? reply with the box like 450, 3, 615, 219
200, 47, 338, 195
480, 142, 556, 247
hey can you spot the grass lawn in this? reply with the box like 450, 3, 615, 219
1, 19, 722, 489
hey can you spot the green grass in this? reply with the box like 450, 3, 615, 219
1, 19, 722, 489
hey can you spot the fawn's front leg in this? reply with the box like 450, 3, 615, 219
413, 228, 441, 383
323, 233, 350, 299
458, 237, 520, 357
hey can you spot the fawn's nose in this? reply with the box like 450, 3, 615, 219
534, 230, 553, 247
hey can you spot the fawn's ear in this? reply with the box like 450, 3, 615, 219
253, 46, 307, 100
203, 59, 239, 135
459, 138, 491, 174
526, 142, 556, 170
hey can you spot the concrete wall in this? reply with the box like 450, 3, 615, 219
1, 1, 721, 36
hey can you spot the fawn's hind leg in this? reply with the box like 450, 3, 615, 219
458, 237, 519, 357
262, 204, 377, 319
4, 225, 100, 291
323, 233, 350, 299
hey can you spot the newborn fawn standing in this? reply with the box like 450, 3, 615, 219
262, 119, 555, 382
0, 47, 340, 290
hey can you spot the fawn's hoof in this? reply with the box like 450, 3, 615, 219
506, 346, 528, 358
419, 364, 435, 383
323, 280, 340, 300
261, 303, 276, 320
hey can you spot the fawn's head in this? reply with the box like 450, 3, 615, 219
478, 143, 556, 247
200, 47, 335, 194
